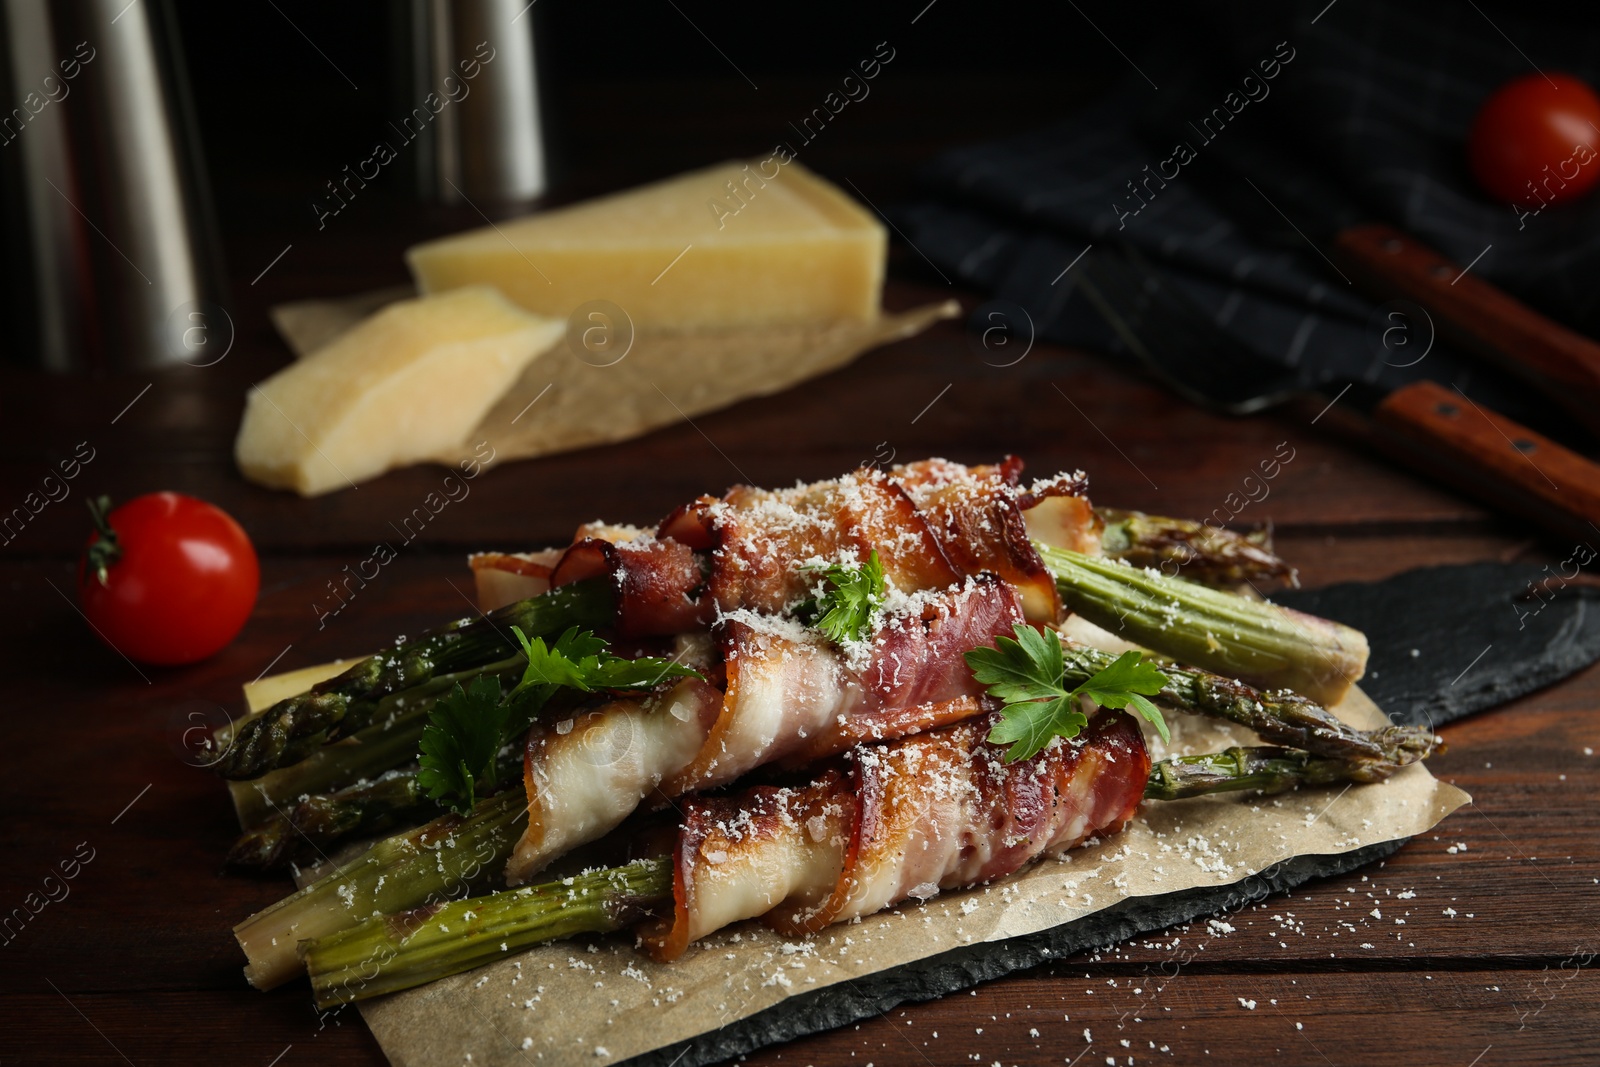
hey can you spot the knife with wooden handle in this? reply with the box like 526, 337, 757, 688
1337, 223, 1600, 440
1371, 380, 1600, 543
1078, 245, 1600, 544
1197, 133, 1600, 440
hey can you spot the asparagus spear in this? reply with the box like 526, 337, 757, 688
235, 786, 528, 991
301, 737, 1434, 1007
1144, 744, 1430, 801
215, 578, 613, 780
228, 654, 525, 828
1057, 642, 1436, 769
303, 858, 671, 1008
1095, 508, 1297, 590
228, 741, 530, 870
227, 770, 441, 870
1036, 543, 1368, 706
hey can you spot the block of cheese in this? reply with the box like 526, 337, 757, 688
406, 159, 887, 329
235, 286, 561, 496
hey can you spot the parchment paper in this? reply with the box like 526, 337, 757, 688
270, 291, 960, 471
242, 662, 1469, 1067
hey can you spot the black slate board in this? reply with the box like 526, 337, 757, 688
1275, 562, 1600, 732
628, 841, 1403, 1067
623, 563, 1600, 1067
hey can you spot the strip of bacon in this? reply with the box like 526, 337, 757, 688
510, 676, 724, 884
526, 467, 965, 635
646, 773, 855, 962
547, 535, 714, 637
504, 579, 1024, 885
469, 550, 563, 612
472, 522, 651, 613
668, 575, 1023, 794
641, 710, 1149, 961
890, 457, 1100, 622
661, 467, 962, 614
522, 469, 966, 637
476, 460, 1101, 625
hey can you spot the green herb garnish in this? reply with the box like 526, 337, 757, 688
416, 674, 509, 814
965, 623, 1169, 762
508, 624, 701, 703
417, 627, 701, 813
797, 550, 886, 645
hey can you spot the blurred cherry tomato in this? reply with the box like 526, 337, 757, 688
1468, 72, 1600, 206
77, 492, 259, 666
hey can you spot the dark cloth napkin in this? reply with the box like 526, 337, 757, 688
630, 562, 1600, 1067
897, 0, 1600, 438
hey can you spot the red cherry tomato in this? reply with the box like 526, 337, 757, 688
1468, 72, 1600, 206
77, 492, 259, 666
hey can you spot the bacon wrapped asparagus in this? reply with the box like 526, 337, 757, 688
302, 710, 1144, 1006
507, 575, 1021, 883
240, 621, 1434, 990
506, 574, 1398, 886
225, 457, 1413, 992
218, 458, 1350, 782
302, 706, 1432, 1007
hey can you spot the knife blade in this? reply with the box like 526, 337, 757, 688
1076, 244, 1600, 544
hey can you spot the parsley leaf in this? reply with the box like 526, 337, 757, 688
1077, 651, 1169, 744
419, 627, 703, 814
507, 625, 607, 703
507, 625, 701, 706
797, 550, 886, 644
416, 674, 507, 813
966, 625, 1169, 762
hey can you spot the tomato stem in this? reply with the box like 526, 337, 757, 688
85, 495, 121, 587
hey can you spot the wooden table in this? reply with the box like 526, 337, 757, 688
4, 80, 1598, 1067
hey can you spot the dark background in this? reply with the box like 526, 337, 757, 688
10, 0, 1599, 360
161, 0, 1600, 326
170, 0, 1149, 286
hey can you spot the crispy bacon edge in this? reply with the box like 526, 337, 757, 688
641, 710, 1149, 961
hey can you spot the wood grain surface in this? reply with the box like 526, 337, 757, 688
3, 74, 1598, 1067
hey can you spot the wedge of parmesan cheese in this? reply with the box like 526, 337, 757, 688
405, 158, 887, 329
235, 286, 560, 496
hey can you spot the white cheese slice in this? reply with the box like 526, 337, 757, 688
235, 286, 561, 495
405, 158, 887, 329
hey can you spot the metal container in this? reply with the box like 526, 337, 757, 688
396, 0, 547, 206
0, 0, 226, 371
